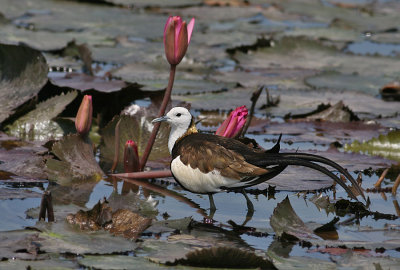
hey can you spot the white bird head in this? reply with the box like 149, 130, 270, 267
152, 107, 192, 129
152, 107, 196, 153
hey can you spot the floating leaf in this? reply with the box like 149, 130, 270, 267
0, 133, 47, 179
305, 72, 392, 96
45, 134, 104, 184
287, 101, 359, 122
167, 246, 277, 269
148, 217, 192, 234
35, 221, 137, 255
5, 91, 78, 141
49, 73, 128, 92
234, 36, 400, 78
0, 43, 48, 123
0, 230, 47, 260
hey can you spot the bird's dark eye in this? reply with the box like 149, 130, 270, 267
176, 113, 182, 117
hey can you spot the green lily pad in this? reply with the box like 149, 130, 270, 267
345, 130, 400, 162
0, 43, 48, 123
46, 134, 105, 184
5, 91, 78, 141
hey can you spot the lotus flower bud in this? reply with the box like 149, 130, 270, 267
124, 140, 140, 173
164, 16, 195, 66
75, 95, 92, 136
216, 106, 248, 138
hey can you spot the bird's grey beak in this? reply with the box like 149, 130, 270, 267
152, 116, 169, 123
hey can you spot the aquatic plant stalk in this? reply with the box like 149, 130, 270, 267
140, 64, 176, 170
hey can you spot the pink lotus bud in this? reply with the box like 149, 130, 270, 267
124, 140, 140, 173
216, 106, 248, 138
164, 16, 195, 66
75, 95, 93, 136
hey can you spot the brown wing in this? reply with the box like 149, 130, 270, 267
178, 139, 269, 181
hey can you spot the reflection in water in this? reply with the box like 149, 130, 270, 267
48, 181, 97, 207
1, 171, 400, 260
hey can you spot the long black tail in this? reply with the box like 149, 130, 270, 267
279, 153, 365, 200
257, 155, 360, 200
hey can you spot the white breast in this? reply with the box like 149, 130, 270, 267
171, 156, 240, 193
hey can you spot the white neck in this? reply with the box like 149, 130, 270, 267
168, 125, 187, 154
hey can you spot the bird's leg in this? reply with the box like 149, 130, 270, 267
208, 194, 216, 218
241, 189, 254, 226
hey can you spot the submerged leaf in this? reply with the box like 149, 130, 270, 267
45, 134, 104, 184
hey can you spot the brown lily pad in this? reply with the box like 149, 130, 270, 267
67, 198, 152, 240
106, 209, 152, 240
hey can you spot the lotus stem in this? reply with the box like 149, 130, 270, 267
140, 64, 176, 171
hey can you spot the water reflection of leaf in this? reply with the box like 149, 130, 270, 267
345, 130, 400, 162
